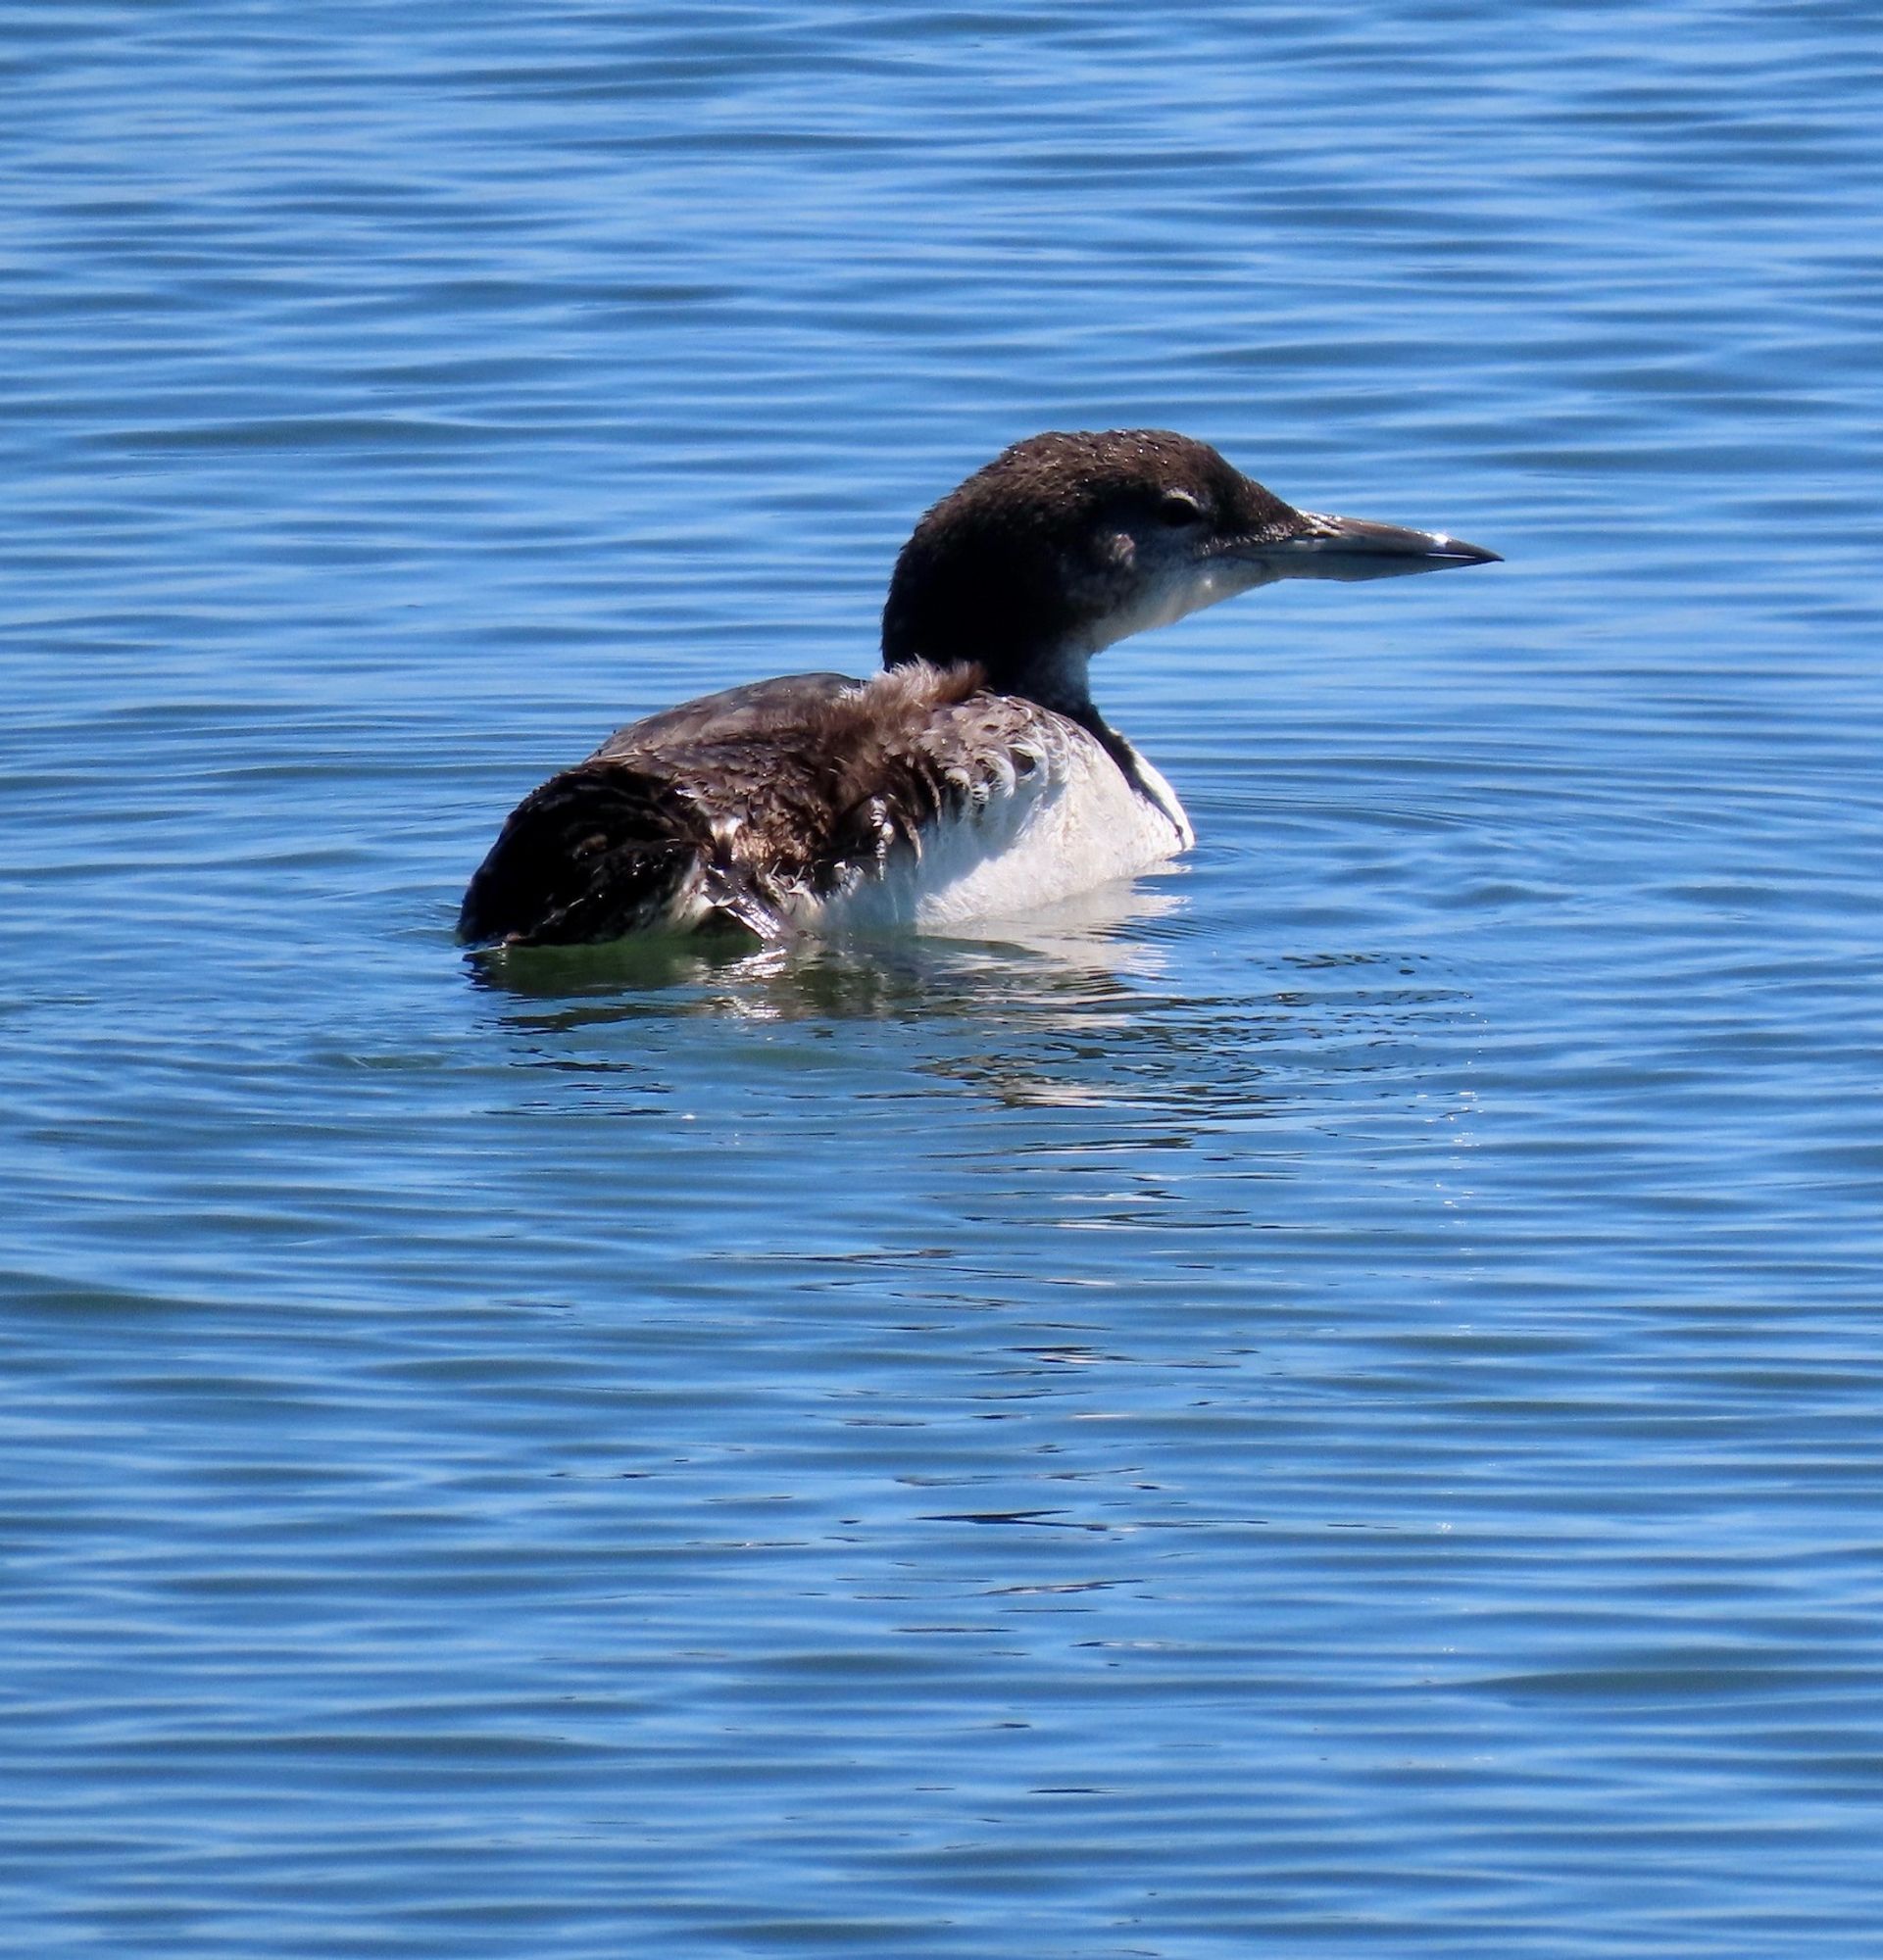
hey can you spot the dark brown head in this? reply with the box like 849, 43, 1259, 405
881, 429, 1497, 712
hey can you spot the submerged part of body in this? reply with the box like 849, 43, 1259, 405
458, 428, 1498, 948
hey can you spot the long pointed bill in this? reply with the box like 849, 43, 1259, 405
1261, 513, 1502, 583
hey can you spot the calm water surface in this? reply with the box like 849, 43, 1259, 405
6, 3, 1883, 1954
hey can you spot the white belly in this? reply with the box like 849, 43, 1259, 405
815, 731, 1191, 934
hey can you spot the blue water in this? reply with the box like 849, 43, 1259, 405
7, 3, 1883, 1954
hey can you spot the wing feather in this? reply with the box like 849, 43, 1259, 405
458, 662, 1107, 946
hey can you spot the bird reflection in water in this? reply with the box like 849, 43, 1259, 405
463, 878, 1466, 1124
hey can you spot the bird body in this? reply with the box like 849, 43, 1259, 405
459, 430, 1495, 948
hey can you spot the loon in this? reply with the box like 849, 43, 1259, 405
459, 429, 1497, 947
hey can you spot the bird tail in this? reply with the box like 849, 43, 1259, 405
457, 765, 707, 947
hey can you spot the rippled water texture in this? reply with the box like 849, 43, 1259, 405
7, 3, 1883, 1954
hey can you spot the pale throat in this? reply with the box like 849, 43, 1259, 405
1033, 551, 1267, 717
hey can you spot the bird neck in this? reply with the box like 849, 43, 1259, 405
883, 626, 1140, 782
983, 636, 1098, 720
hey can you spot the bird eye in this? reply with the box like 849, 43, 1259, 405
1157, 491, 1205, 526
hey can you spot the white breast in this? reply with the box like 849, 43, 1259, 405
815, 721, 1191, 934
